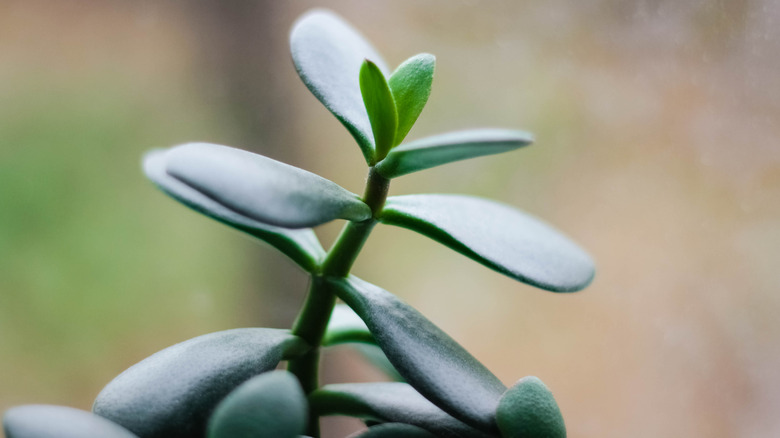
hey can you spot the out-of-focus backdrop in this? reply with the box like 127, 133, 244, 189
2, 1, 779, 437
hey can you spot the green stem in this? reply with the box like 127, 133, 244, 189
288, 167, 390, 437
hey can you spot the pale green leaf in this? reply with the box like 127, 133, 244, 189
310, 382, 492, 438
207, 371, 307, 438
143, 149, 325, 272
93, 329, 308, 438
323, 303, 376, 346
4, 405, 138, 438
375, 129, 532, 178
496, 377, 566, 438
388, 53, 435, 145
329, 276, 506, 433
360, 59, 398, 162
348, 423, 438, 438
291, 9, 389, 164
161, 143, 370, 228
380, 194, 595, 292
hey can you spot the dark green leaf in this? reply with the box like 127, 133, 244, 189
348, 423, 439, 438
93, 328, 308, 438
388, 53, 435, 145
144, 149, 325, 272
207, 371, 307, 438
360, 60, 398, 162
329, 276, 506, 433
496, 377, 566, 438
380, 195, 595, 292
3, 405, 138, 438
160, 143, 370, 228
291, 9, 389, 164
375, 129, 532, 179
310, 382, 492, 438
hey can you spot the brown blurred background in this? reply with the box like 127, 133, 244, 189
1, 1, 779, 437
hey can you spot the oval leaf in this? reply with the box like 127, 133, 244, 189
93, 328, 308, 438
162, 143, 370, 228
388, 53, 435, 145
348, 423, 439, 438
291, 9, 389, 164
496, 377, 566, 438
329, 276, 506, 433
375, 129, 532, 179
360, 59, 397, 162
207, 371, 307, 438
380, 194, 595, 292
310, 382, 492, 438
3, 405, 138, 438
144, 149, 325, 272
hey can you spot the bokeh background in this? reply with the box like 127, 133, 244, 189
2, 1, 779, 437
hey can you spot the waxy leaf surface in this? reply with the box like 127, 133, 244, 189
380, 195, 595, 292
93, 328, 307, 438
144, 149, 325, 271
323, 303, 376, 346
496, 377, 566, 438
329, 276, 506, 433
162, 143, 370, 228
388, 53, 435, 145
374, 129, 532, 179
207, 371, 307, 438
3, 405, 138, 438
360, 59, 397, 161
348, 423, 438, 438
310, 382, 492, 438
291, 9, 389, 164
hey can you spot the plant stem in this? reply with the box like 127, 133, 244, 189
288, 167, 389, 437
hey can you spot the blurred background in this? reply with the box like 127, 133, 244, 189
1, 1, 779, 437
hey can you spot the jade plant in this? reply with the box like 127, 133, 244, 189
2, 9, 594, 438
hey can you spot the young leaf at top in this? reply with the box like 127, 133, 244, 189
310, 383, 493, 438
388, 53, 435, 145
3, 405, 138, 438
374, 129, 532, 179
328, 276, 507, 434
93, 328, 308, 438
495, 377, 566, 438
380, 194, 595, 292
348, 423, 438, 438
207, 371, 307, 438
291, 9, 390, 164
360, 59, 398, 162
144, 149, 325, 272
160, 143, 371, 229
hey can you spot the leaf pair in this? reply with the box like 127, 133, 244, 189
92, 328, 308, 438
292, 10, 434, 165
328, 276, 566, 437
144, 143, 371, 272
360, 53, 435, 162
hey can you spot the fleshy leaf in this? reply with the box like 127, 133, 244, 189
144, 149, 325, 271
3, 405, 138, 438
496, 377, 566, 438
93, 328, 308, 438
207, 371, 307, 438
348, 423, 439, 438
323, 303, 376, 346
161, 143, 370, 228
380, 194, 595, 292
310, 382, 493, 438
291, 9, 389, 164
388, 53, 435, 145
375, 129, 532, 179
360, 59, 398, 162
329, 276, 506, 433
